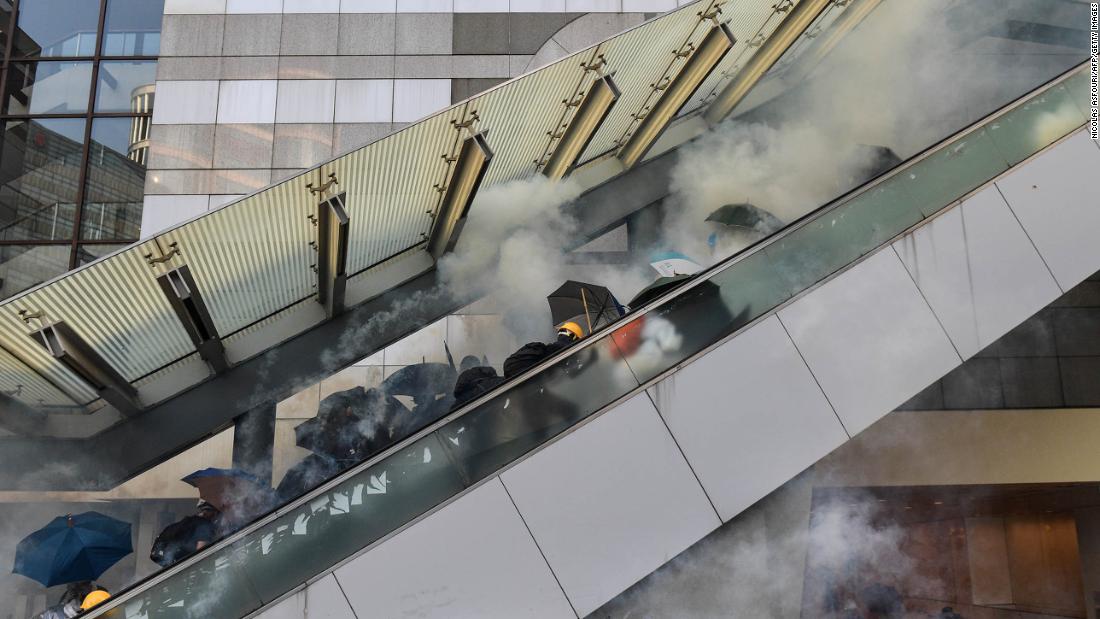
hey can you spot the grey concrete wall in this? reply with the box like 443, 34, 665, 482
899, 269, 1100, 411
142, 4, 681, 237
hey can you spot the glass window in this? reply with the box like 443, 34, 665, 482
94, 60, 157, 112
0, 244, 70, 298
0, 2, 13, 58
76, 243, 126, 265
3, 61, 94, 115
0, 118, 84, 241
12, 0, 101, 58
81, 117, 145, 240
104, 0, 165, 56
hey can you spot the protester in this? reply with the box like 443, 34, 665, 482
35, 582, 109, 619
149, 501, 220, 567
502, 321, 584, 379
80, 589, 111, 612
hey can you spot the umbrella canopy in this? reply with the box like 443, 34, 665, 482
628, 274, 694, 309
295, 387, 406, 460
181, 468, 270, 513
546, 280, 623, 335
705, 203, 784, 235
13, 511, 132, 587
380, 363, 456, 399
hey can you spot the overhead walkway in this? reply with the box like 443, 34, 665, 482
85, 62, 1098, 618
0, 0, 846, 490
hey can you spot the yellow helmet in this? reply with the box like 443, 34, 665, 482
81, 590, 111, 610
557, 321, 584, 341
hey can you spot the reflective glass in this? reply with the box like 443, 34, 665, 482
3, 61, 94, 115
240, 434, 465, 603
0, 244, 69, 298
0, 2, 12, 58
986, 82, 1086, 165
104, 0, 165, 56
94, 61, 156, 113
0, 118, 84, 242
441, 336, 639, 483
898, 126, 1010, 218
12, 0, 101, 58
77, 243, 126, 265
81, 118, 146, 240
1063, 70, 1091, 116
100, 548, 264, 619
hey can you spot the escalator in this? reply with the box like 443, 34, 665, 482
86, 61, 1098, 618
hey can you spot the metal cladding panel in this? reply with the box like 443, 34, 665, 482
469, 51, 600, 186
160, 177, 317, 337
332, 110, 463, 275
0, 345, 80, 408
579, 6, 710, 163
682, 0, 792, 117
0, 0, 840, 421
767, 0, 850, 77
5, 243, 196, 382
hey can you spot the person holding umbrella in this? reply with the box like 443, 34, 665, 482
181, 468, 275, 536
12, 512, 130, 617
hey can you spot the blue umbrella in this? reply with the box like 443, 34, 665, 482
13, 511, 132, 587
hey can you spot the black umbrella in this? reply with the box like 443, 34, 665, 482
546, 280, 622, 335
628, 274, 694, 309
705, 203, 784, 235
380, 363, 456, 399
295, 387, 404, 460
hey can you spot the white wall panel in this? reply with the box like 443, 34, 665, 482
226, 0, 283, 13
217, 80, 278, 124
258, 575, 355, 619
648, 316, 848, 522
341, 0, 397, 11
778, 249, 961, 435
276, 80, 337, 124
395, 0, 452, 11
623, 0, 676, 10
893, 186, 1061, 360
150, 81, 220, 125
335, 80, 394, 123
284, 0, 340, 12
566, 0, 621, 11
510, 0, 566, 10
334, 479, 575, 618
140, 195, 210, 238
996, 131, 1100, 291
163, 0, 225, 13
455, 0, 508, 10
392, 79, 451, 122
501, 392, 720, 616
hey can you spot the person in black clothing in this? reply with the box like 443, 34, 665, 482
148, 501, 220, 567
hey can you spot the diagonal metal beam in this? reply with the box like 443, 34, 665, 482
30, 321, 142, 418
316, 192, 351, 318
703, 0, 832, 125
157, 265, 230, 373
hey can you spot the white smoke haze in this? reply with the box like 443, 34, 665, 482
597, 485, 923, 618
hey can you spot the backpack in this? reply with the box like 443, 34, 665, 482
150, 515, 216, 567
503, 342, 553, 378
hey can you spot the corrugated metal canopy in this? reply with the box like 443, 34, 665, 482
0, 0, 847, 432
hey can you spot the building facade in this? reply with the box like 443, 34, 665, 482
141, 1, 684, 236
